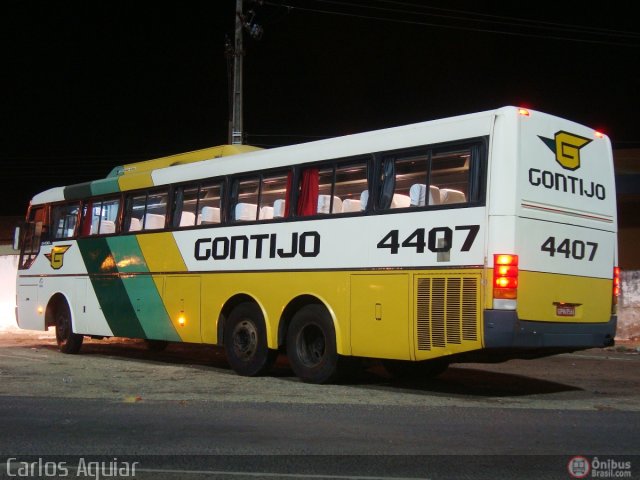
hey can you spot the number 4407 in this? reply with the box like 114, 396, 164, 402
541, 237, 598, 261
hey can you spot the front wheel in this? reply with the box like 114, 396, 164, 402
224, 302, 277, 376
286, 304, 348, 384
54, 301, 83, 354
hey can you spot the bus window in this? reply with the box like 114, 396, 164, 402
334, 162, 368, 213
80, 197, 120, 236
172, 181, 222, 228
18, 205, 46, 269
198, 182, 222, 224
232, 172, 289, 222
51, 202, 81, 240
315, 160, 368, 215
430, 147, 470, 204
143, 190, 168, 230
123, 189, 168, 231
380, 145, 472, 210
232, 177, 260, 222
259, 172, 288, 220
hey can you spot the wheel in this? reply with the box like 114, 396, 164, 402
145, 339, 169, 352
286, 304, 346, 384
54, 300, 83, 354
383, 358, 449, 379
224, 302, 277, 376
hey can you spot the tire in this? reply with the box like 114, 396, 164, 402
383, 358, 449, 380
145, 339, 169, 352
224, 302, 277, 376
286, 304, 345, 384
54, 300, 83, 354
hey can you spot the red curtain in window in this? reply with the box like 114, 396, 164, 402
80, 201, 93, 236
297, 168, 319, 216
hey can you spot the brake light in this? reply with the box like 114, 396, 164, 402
613, 266, 620, 305
494, 254, 518, 299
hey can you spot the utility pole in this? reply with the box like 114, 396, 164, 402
229, 0, 244, 145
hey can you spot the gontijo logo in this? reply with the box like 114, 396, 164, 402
529, 130, 606, 201
538, 131, 592, 171
45, 245, 71, 270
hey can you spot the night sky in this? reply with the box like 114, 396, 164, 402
3, 1, 639, 216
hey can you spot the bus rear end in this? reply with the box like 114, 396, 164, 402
484, 107, 617, 357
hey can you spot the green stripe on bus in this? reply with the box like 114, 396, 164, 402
90, 177, 121, 196
64, 182, 93, 201
106, 237, 181, 341
77, 237, 146, 338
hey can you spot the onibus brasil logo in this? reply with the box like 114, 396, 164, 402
538, 130, 592, 171
45, 245, 71, 270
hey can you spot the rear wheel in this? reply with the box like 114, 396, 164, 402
54, 301, 83, 354
224, 302, 277, 376
286, 304, 347, 384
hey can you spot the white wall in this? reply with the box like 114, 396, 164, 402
0, 254, 18, 331
618, 270, 640, 341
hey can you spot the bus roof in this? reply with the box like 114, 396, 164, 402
29, 106, 605, 206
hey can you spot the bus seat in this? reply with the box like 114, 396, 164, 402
429, 186, 441, 205
390, 193, 411, 209
410, 184, 426, 206
342, 199, 361, 212
360, 190, 369, 210
144, 213, 165, 230
99, 220, 115, 234
235, 203, 257, 221
128, 218, 142, 231
273, 199, 286, 218
259, 206, 274, 220
180, 211, 196, 226
200, 206, 220, 224
317, 195, 342, 214
440, 189, 466, 204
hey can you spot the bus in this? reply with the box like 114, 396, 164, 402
14, 106, 619, 384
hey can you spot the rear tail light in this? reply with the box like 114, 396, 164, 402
494, 254, 518, 299
613, 266, 620, 311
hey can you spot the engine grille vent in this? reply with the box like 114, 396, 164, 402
417, 275, 479, 351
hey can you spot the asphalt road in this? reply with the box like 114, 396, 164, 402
0, 329, 638, 479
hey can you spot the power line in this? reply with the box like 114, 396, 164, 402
263, 0, 639, 48
368, 0, 640, 39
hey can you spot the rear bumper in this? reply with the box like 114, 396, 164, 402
484, 310, 617, 350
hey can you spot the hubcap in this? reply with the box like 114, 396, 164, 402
297, 324, 325, 367
232, 320, 258, 361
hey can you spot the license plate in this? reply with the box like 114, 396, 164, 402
556, 305, 576, 317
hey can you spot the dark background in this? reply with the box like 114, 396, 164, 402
3, 0, 638, 217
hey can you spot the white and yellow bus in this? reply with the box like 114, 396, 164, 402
15, 106, 619, 383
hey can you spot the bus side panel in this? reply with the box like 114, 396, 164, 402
15, 281, 43, 330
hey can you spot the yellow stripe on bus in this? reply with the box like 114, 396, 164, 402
136, 233, 199, 342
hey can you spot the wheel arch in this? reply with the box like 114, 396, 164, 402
44, 292, 73, 330
217, 293, 263, 346
278, 295, 345, 354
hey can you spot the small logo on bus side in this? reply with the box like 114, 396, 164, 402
45, 245, 71, 270
538, 131, 592, 171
